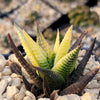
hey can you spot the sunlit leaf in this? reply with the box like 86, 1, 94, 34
52, 45, 81, 79
54, 25, 73, 65
15, 24, 49, 69
37, 27, 54, 68
53, 29, 60, 53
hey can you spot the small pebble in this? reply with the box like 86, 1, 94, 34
38, 98, 50, 100
2, 66, 12, 76
81, 92, 97, 100
23, 96, 33, 100
67, 94, 80, 100
0, 57, 7, 71
2, 76, 12, 85
12, 78, 21, 88
0, 80, 7, 95
14, 85, 26, 100
7, 86, 19, 100
11, 73, 21, 78
25, 90, 36, 100
0, 72, 2, 80
86, 80, 100, 89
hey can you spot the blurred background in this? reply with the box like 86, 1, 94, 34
0, 0, 100, 59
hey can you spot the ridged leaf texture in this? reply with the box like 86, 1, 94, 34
15, 25, 50, 69
37, 28, 54, 68
32, 66, 65, 92
54, 25, 73, 65
52, 45, 81, 79
53, 29, 60, 53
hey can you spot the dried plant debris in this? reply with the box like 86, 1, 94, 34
7, 24, 100, 98
67, 37, 96, 85
60, 67, 100, 95
69, 30, 87, 52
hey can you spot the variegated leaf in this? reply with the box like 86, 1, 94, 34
37, 27, 54, 68
15, 25, 50, 69
53, 29, 60, 53
54, 25, 73, 65
52, 45, 81, 79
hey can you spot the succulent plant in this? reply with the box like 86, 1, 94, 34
68, 6, 99, 27
7, 25, 100, 98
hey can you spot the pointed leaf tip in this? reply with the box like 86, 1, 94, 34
54, 29, 60, 53
52, 45, 80, 79
54, 25, 73, 65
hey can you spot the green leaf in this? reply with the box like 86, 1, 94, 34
37, 27, 54, 68
54, 25, 73, 65
33, 66, 65, 93
15, 24, 50, 69
52, 45, 81, 79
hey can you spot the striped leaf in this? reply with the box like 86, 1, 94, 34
37, 28, 53, 68
15, 25, 50, 69
52, 45, 81, 79
53, 29, 60, 53
54, 25, 73, 65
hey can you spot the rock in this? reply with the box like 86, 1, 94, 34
14, 85, 26, 100
38, 98, 50, 100
0, 72, 2, 80
23, 96, 33, 100
0, 80, 7, 95
2, 66, 12, 76
86, 80, 100, 89
0, 55, 7, 71
96, 74, 100, 81
2, 92, 7, 98
11, 73, 21, 78
25, 90, 36, 100
81, 92, 97, 100
56, 95, 68, 100
66, 94, 80, 100
2, 76, 12, 86
11, 78, 21, 88
7, 86, 19, 100
84, 89, 99, 95
56, 94, 80, 100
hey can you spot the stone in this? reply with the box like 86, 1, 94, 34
0, 72, 2, 80
14, 85, 26, 100
25, 90, 36, 100
66, 94, 80, 100
56, 94, 80, 100
0, 80, 7, 95
11, 78, 21, 88
2, 66, 12, 76
84, 89, 99, 95
86, 80, 100, 89
38, 98, 50, 100
11, 73, 21, 78
2, 92, 7, 98
23, 96, 33, 100
7, 86, 19, 100
2, 76, 12, 86
0, 55, 7, 71
81, 92, 97, 100
56, 95, 68, 100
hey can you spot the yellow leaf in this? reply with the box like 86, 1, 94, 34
53, 29, 60, 53
54, 25, 73, 65
37, 28, 53, 68
52, 46, 81, 79
15, 25, 50, 69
